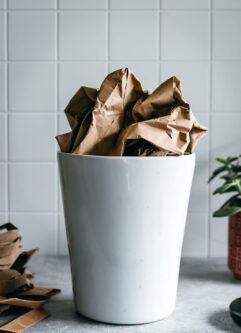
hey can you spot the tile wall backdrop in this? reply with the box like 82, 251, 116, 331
0, 0, 240, 256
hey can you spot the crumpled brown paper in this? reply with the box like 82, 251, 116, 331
56, 68, 207, 156
0, 223, 60, 332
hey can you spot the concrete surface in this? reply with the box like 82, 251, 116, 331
0, 256, 240, 332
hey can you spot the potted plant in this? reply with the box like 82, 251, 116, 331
209, 156, 241, 279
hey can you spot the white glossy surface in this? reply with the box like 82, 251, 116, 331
1, 1, 240, 257
161, 11, 209, 60
110, 11, 157, 60
0, 64, 5, 111
9, 163, 56, 211
9, 114, 55, 161
58, 153, 195, 324
9, 63, 56, 111
9, 11, 55, 60
59, 11, 107, 60
0, 0, 241, 255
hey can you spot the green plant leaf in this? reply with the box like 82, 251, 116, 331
231, 165, 241, 173
213, 182, 236, 194
234, 179, 241, 194
216, 158, 227, 164
213, 206, 241, 217
227, 157, 238, 164
220, 175, 233, 181
219, 194, 240, 209
211, 155, 241, 217
232, 197, 241, 206
208, 165, 227, 183
222, 185, 239, 193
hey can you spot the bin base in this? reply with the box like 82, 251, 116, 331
76, 308, 174, 325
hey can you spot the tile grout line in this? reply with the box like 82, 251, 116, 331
5, 2, 9, 222
56, 0, 60, 255
2, 59, 241, 64
157, 0, 161, 84
3, 110, 241, 114
106, 0, 110, 73
7, 161, 58, 164
12, 208, 198, 214
5, 211, 61, 214
2, 6, 7, 220
2, 8, 241, 12
207, 0, 213, 258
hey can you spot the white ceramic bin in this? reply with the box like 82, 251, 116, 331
58, 152, 195, 324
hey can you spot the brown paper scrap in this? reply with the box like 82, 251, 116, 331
11, 249, 39, 271
0, 249, 22, 272
0, 270, 30, 297
56, 68, 208, 156
0, 224, 25, 272
0, 286, 61, 312
0, 238, 21, 259
14, 286, 61, 298
0, 307, 49, 332
0, 225, 19, 244
0, 248, 39, 273
0, 223, 61, 331
0, 305, 10, 314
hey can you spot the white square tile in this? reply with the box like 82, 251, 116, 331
162, 0, 210, 9
9, 63, 56, 111
9, 213, 58, 255
193, 112, 209, 163
161, 11, 209, 60
59, 0, 107, 9
212, 62, 241, 111
188, 163, 209, 213
182, 213, 208, 257
0, 12, 5, 60
9, 0, 56, 9
58, 214, 68, 255
110, 0, 158, 9
0, 64, 6, 110
0, 114, 5, 160
110, 11, 157, 60
211, 113, 241, 161
213, 0, 241, 9
210, 216, 228, 257
59, 11, 107, 60
9, 163, 56, 211
109, 62, 158, 92
59, 62, 106, 110
9, 114, 56, 161
9, 12, 56, 60
213, 12, 241, 60
0, 214, 6, 223
0, 164, 6, 211
0, 0, 5, 10
161, 62, 209, 111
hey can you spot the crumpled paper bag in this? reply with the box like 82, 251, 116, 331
56, 68, 207, 156
0, 223, 60, 332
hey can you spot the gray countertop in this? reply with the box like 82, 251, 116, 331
1, 256, 240, 332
